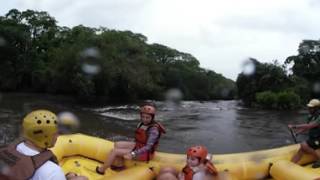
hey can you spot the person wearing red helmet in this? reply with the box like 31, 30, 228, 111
96, 104, 165, 174
157, 145, 218, 180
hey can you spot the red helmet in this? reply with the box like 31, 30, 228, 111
187, 145, 208, 162
140, 105, 156, 115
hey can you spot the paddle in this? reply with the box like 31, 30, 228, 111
288, 126, 298, 144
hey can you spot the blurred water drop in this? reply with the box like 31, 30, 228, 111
0, 37, 5, 47
313, 82, 320, 93
81, 47, 100, 58
301, 45, 310, 54
220, 88, 230, 98
81, 63, 101, 75
0, 160, 10, 178
218, 172, 229, 180
80, 47, 101, 75
314, 45, 320, 52
255, 172, 264, 179
285, 139, 291, 144
242, 60, 256, 76
22, 103, 32, 116
165, 88, 183, 104
57, 112, 80, 134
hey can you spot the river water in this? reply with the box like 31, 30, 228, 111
0, 93, 308, 154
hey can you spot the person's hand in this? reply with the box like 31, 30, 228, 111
66, 172, 77, 178
296, 128, 304, 134
295, 126, 308, 134
123, 153, 132, 160
178, 172, 184, 180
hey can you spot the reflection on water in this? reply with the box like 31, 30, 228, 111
0, 93, 307, 154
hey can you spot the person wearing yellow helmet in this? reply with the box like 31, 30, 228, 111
0, 110, 88, 180
289, 99, 320, 168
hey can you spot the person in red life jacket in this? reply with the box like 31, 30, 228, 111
0, 110, 87, 180
96, 104, 166, 174
157, 145, 218, 180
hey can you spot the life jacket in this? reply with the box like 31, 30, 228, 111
134, 121, 166, 161
0, 142, 57, 180
182, 161, 218, 180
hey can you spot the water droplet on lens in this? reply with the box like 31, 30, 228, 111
255, 172, 264, 179
165, 89, 183, 103
81, 63, 101, 75
0, 161, 10, 177
81, 47, 100, 58
301, 45, 310, 54
0, 37, 5, 47
220, 88, 230, 98
242, 59, 256, 76
313, 82, 320, 93
57, 112, 80, 134
80, 47, 101, 75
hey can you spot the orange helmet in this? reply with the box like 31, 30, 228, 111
187, 145, 208, 162
140, 105, 156, 115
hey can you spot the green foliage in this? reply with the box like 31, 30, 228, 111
256, 91, 277, 108
285, 40, 320, 83
256, 91, 301, 109
236, 58, 289, 106
277, 91, 301, 109
0, 9, 235, 102
285, 39, 320, 99
236, 56, 308, 109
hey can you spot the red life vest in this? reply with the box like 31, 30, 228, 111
182, 161, 218, 180
134, 121, 166, 161
0, 142, 57, 180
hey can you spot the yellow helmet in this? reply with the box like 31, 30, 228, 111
307, 99, 320, 108
22, 110, 58, 148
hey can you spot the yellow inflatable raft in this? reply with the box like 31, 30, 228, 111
51, 134, 320, 180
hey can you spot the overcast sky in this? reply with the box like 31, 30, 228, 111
1, 0, 320, 80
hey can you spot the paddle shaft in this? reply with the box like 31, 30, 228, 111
288, 127, 298, 144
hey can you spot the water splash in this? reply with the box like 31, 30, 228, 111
242, 60, 256, 76
57, 112, 80, 134
80, 47, 101, 75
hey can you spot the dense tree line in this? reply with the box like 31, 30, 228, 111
236, 40, 320, 109
0, 9, 235, 103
